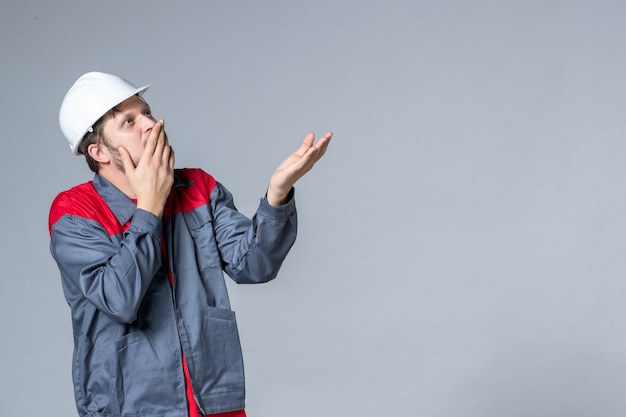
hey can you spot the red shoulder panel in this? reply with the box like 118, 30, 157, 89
49, 169, 219, 236
48, 182, 122, 236
165, 168, 218, 216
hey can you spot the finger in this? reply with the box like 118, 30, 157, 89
159, 120, 167, 147
153, 121, 167, 158
303, 132, 315, 146
296, 146, 321, 171
118, 146, 135, 173
313, 132, 332, 160
168, 147, 175, 171
316, 132, 333, 147
143, 120, 163, 158
301, 132, 331, 165
295, 132, 315, 156
161, 143, 172, 166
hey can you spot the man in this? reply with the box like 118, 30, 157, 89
48, 71, 332, 417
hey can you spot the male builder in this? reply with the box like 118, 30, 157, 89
48, 71, 332, 417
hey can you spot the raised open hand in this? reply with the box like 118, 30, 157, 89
267, 131, 332, 206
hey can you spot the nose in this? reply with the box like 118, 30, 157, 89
140, 113, 157, 133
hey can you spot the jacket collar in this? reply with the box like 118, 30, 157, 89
93, 173, 193, 225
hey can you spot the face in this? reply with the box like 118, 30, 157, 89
101, 95, 157, 171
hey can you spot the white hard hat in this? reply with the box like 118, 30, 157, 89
59, 71, 150, 155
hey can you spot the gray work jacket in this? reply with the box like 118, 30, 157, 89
49, 168, 297, 417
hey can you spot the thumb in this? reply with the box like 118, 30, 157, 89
118, 147, 135, 173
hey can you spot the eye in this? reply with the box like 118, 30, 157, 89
123, 117, 134, 126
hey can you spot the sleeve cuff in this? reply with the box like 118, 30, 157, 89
130, 209, 163, 235
260, 187, 296, 219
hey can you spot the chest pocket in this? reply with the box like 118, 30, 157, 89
182, 208, 222, 269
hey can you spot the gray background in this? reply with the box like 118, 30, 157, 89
1, 1, 626, 416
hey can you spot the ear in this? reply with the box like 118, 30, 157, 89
87, 143, 111, 164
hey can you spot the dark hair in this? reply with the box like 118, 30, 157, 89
77, 116, 108, 173
76, 103, 124, 173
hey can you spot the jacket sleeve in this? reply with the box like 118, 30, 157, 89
210, 183, 298, 284
49, 209, 163, 323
